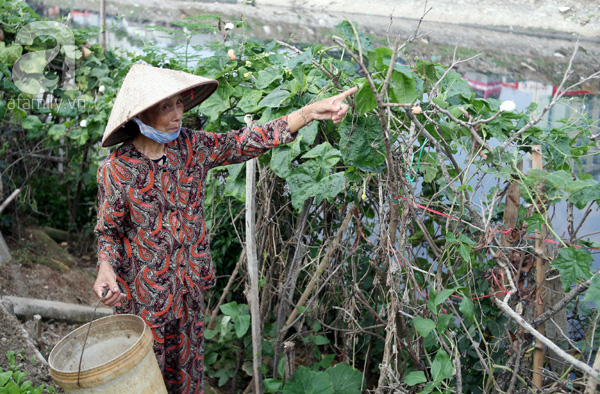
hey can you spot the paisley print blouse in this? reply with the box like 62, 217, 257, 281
95, 116, 295, 326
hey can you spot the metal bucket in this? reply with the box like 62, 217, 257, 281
48, 314, 167, 393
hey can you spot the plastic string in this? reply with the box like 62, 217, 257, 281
405, 138, 428, 183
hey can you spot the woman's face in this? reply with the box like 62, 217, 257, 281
139, 94, 184, 133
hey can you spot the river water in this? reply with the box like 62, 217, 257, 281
29, 2, 600, 254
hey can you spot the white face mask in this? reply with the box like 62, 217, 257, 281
133, 117, 181, 144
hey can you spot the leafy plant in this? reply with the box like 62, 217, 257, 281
0, 351, 55, 393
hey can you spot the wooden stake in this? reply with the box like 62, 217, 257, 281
283, 341, 296, 383
531, 145, 546, 390
245, 119, 262, 393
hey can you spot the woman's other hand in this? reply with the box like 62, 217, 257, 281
93, 261, 126, 307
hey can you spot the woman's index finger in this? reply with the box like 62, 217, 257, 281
336, 87, 358, 101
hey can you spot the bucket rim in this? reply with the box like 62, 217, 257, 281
48, 314, 153, 389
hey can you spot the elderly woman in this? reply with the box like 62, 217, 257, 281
93, 64, 356, 393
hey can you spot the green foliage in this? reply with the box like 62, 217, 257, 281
275, 363, 362, 394
551, 246, 593, 291
0, 351, 54, 393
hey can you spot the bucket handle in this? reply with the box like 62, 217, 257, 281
78, 289, 108, 387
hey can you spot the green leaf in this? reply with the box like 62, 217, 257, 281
258, 87, 290, 108
458, 243, 471, 263
283, 367, 334, 394
287, 160, 321, 208
552, 246, 593, 291
0, 371, 12, 386
459, 296, 475, 321
524, 213, 544, 233
270, 139, 302, 178
220, 315, 232, 338
334, 21, 373, 52
457, 233, 477, 245
234, 314, 251, 338
389, 66, 417, 104
204, 329, 217, 340
48, 123, 66, 141
302, 142, 338, 160
299, 121, 318, 146
220, 301, 240, 317
264, 378, 283, 393
355, 80, 376, 115
224, 163, 246, 202
434, 289, 456, 306
204, 351, 218, 365
0, 100, 7, 122
414, 317, 436, 337
403, 371, 427, 386
569, 178, 600, 210
319, 354, 335, 369
199, 85, 234, 122
256, 67, 284, 90
287, 48, 314, 70
339, 115, 386, 172
431, 349, 453, 382
445, 71, 472, 98
214, 368, 233, 387
237, 89, 263, 113
22, 115, 43, 132
326, 362, 363, 394
436, 314, 452, 333
0, 43, 23, 67
583, 274, 600, 308
314, 172, 346, 205
314, 335, 329, 345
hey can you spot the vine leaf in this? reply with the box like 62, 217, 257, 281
435, 288, 456, 306
459, 296, 475, 321
355, 80, 376, 115
431, 349, 453, 382
403, 371, 427, 386
325, 362, 363, 394
282, 366, 334, 394
339, 115, 386, 172
258, 87, 290, 108
583, 274, 600, 308
414, 317, 436, 337
551, 246, 593, 291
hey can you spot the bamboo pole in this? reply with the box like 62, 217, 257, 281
100, 0, 107, 52
0, 188, 21, 215
246, 154, 262, 393
531, 145, 546, 389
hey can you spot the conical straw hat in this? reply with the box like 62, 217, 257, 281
102, 64, 219, 147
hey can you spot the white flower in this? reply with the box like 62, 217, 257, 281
98, 85, 105, 93
80, 120, 88, 127
224, 22, 235, 31
245, 60, 252, 67
500, 100, 516, 112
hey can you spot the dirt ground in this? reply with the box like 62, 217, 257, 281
1, 0, 599, 391
0, 234, 98, 391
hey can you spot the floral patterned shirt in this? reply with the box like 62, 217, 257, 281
95, 116, 295, 326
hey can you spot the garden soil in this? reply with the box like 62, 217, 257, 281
1, 0, 599, 391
